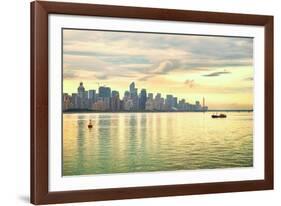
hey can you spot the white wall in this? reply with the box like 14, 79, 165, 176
0, 0, 279, 205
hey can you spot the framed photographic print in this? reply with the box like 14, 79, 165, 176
30, 1, 274, 204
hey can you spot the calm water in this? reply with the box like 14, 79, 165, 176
63, 112, 253, 176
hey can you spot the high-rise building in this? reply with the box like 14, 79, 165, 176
111, 90, 120, 111
63, 93, 71, 111
98, 86, 111, 110
165, 95, 174, 111
82, 91, 89, 109
154, 93, 163, 111
77, 82, 85, 98
124, 91, 130, 99
129, 82, 139, 110
195, 101, 201, 111
92, 98, 106, 111
145, 99, 154, 111
139, 89, 147, 110
99, 86, 111, 98
62, 82, 208, 112
71, 93, 78, 109
124, 99, 133, 111
178, 99, 186, 111
89, 90, 96, 101
202, 97, 208, 111
173, 97, 178, 108
129, 82, 136, 94
77, 82, 86, 109
88, 89, 96, 109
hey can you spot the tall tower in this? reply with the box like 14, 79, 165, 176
203, 97, 205, 108
129, 82, 135, 94
139, 89, 147, 110
203, 97, 206, 112
77, 82, 85, 98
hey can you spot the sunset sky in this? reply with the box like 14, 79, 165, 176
63, 29, 253, 110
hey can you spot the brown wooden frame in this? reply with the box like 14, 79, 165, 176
31, 0, 274, 204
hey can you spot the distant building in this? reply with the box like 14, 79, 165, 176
77, 82, 87, 109
88, 89, 96, 109
63, 82, 208, 112
99, 86, 111, 98
154, 93, 163, 111
172, 97, 178, 109
89, 89, 96, 101
202, 97, 208, 112
63, 93, 71, 111
92, 98, 106, 111
124, 99, 133, 111
165, 95, 174, 111
124, 91, 130, 99
71, 93, 78, 109
129, 82, 139, 110
77, 82, 85, 97
178, 99, 186, 111
195, 101, 202, 111
145, 93, 154, 111
129, 82, 136, 93
139, 89, 147, 110
111, 90, 120, 111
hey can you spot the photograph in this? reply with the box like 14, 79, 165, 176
62, 29, 254, 176
30, 1, 274, 204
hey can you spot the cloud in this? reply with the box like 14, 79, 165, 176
184, 79, 195, 88
202, 71, 231, 77
138, 75, 153, 81
152, 60, 175, 74
95, 73, 108, 80
63, 70, 78, 79
138, 60, 179, 81
63, 29, 253, 82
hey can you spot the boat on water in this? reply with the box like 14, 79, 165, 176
88, 120, 93, 128
211, 113, 227, 118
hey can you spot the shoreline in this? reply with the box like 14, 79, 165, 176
63, 109, 253, 114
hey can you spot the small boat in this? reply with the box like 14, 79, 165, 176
88, 120, 93, 128
211, 113, 227, 118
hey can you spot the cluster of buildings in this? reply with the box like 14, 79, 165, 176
63, 82, 208, 112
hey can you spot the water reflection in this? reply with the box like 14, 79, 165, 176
63, 112, 253, 176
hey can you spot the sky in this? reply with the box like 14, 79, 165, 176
63, 29, 253, 110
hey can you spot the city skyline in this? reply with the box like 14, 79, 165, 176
63, 29, 253, 110
63, 81, 208, 112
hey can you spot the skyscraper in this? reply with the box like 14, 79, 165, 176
99, 86, 111, 110
88, 89, 96, 109
165, 95, 174, 111
129, 82, 136, 94
195, 101, 202, 111
145, 93, 154, 111
63, 93, 71, 111
139, 89, 147, 110
77, 82, 88, 109
63, 82, 208, 112
77, 82, 85, 98
88, 90, 96, 100
154, 93, 163, 111
98, 86, 111, 98
173, 97, 178, 108
129, 82, 139, 110
111, 90, 120, 111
